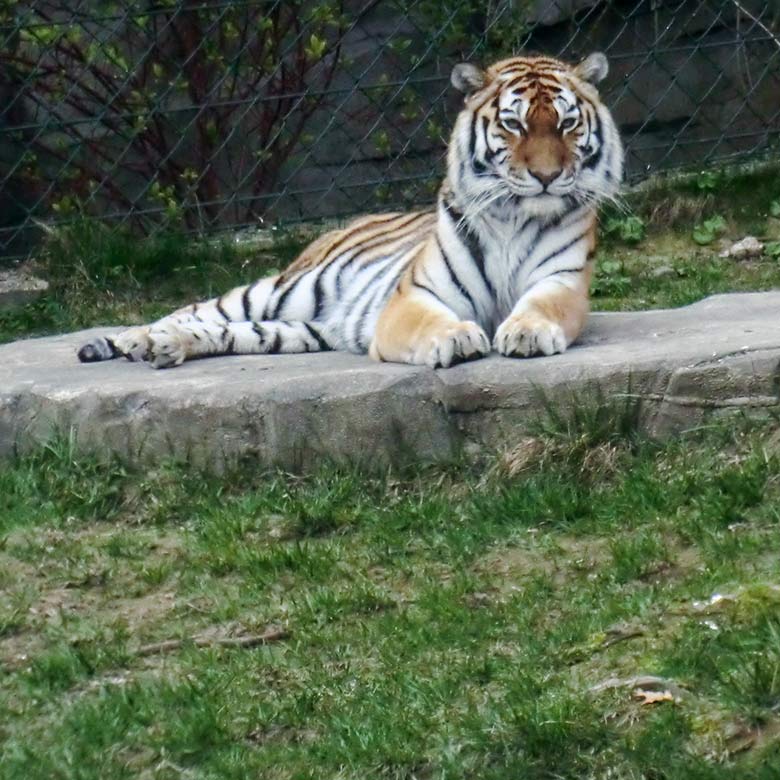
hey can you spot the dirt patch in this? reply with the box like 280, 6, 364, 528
473, 534, 612, 589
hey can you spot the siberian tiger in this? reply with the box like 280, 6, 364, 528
78, 52, 623, 370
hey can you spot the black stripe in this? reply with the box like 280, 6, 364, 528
270, 279, 298, 319
350, 258, 404, 351
436, 237, 476, 316
312, 269, 326, 318
442, 200, 494, 296
251, 322, 265, 344
524, 209, 568, 258
468, 111, 479, 163
331, 214, 431, 295
303, 322, 329, 351
216, 297, 230, 321
411, 267, 446, 305
532, 231, 588, 273
547, 266, 588, 277
104, 337, 118, 357
467, 90, 496, 172
269, 330, 282, 353
241, 281, 258, 320
482, 116, 498, 162
584, 110, 603, 170
319, 212, 427, 266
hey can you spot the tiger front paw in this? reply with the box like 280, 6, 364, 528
494, 313, 567, 358
147, 322, 187, 369
412, 320, 490, 368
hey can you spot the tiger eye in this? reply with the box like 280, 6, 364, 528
560, 117, 577, 131
501, 117, 523, 134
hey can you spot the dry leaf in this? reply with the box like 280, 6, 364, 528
634, 689, 675, 705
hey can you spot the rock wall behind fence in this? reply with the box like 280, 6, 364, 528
278, 0, 780, 221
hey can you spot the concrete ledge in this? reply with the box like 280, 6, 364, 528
2, 292, 779, 469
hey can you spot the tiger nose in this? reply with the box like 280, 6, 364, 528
529, 169, 561, 186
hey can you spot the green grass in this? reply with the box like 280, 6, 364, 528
3, 162, 780, 343
0, 221, 308, 343
592, 161, 780, 311
2, 416, 780, 778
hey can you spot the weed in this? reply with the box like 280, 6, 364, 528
603, 213, 646, 244
693, 215, 728, 246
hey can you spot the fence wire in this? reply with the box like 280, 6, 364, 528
1, 0, 779, 262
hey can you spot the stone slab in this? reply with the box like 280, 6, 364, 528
1, 292, 779, 469
0, 268, 49, 310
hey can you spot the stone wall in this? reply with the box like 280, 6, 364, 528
277, 0, 780, 219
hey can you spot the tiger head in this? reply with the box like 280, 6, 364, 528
448, 53, 624, 219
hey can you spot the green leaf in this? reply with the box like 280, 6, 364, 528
604, 215, 645, 245
770, 199, 780, 218
305, 33, 328, 60
373, 130, 391, 156
765, 241, 780, 259
599, 259, 622, 275
692, 215, 727, 246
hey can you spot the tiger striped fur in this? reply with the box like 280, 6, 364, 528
78, 52, 623, 370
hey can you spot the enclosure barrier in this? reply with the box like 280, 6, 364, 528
1, 0, 778, 262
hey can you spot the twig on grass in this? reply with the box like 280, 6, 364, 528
589, 674, 687, 699
136, 626, 289, 656
601, 627, 646, 649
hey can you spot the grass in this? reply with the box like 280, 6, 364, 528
2, 414, 780, 778
2, 161, 780, 343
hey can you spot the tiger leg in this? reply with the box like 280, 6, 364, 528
79, 319, 330, 368
78, 276, 286, 365
369, 286, 489, 369
146, 318, 331, 368
493, 268, 591, 358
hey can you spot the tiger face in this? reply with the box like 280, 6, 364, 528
449, 53, 622, 219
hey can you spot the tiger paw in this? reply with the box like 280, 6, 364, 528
413, 320, 490, 368
113, 327, 151, 362
494, 313, 567, 358
147, 322, 187, 369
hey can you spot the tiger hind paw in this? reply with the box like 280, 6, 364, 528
147, 322, 187, 369
77, 326, 151, 363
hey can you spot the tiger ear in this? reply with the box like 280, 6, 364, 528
574, 52, 609, 85
451, 63, 487, 95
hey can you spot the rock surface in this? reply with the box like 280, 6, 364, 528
0, 268, 49, 310
1, 292, 779, 469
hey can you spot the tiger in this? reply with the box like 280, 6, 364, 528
78, 52, 623, 370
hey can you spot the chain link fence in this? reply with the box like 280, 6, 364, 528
1, 0, 779, 263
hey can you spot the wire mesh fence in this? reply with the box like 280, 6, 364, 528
1, 0, 779, 263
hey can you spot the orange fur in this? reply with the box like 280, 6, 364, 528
369, 241, 489, 366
